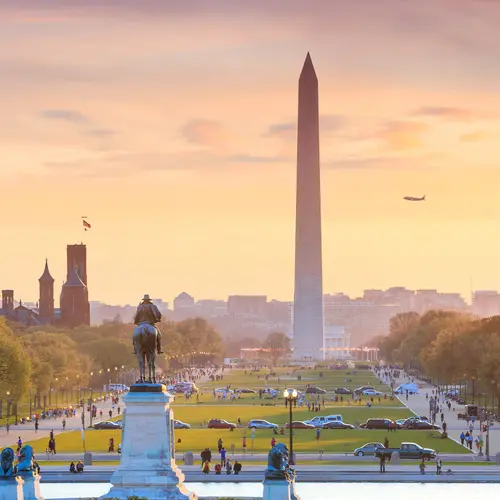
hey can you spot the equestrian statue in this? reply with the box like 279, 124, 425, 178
0, 448, 15, 476
133, 294, 164, 383
265, 443, 295, 481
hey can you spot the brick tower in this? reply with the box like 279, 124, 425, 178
38, 259, 55, 323
60, 244, 90, 327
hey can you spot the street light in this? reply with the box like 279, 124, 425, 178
283, 388, 298, 466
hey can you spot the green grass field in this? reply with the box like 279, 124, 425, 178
196, 368, 386, 393
17, 368, 467, 457
24, 427, 465, 455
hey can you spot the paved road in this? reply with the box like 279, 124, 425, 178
0, 396, 121, 451
47, 451, 476, 463
38, 464, 500, 484
381, 371, 500, 457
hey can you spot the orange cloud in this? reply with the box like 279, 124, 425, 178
179, 119, 226, 148
376, 121, 428, 150
459, 130, 488, 143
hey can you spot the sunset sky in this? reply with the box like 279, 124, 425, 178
2, 0, 500, 305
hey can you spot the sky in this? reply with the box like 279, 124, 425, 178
1, 0, 500, 305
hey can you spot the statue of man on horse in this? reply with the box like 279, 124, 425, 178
133, 294, 164, 383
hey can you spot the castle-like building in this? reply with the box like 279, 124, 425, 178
0, 244, 90, 327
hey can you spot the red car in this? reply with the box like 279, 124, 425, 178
285, 421, 315, 430
207, 419, 237, 429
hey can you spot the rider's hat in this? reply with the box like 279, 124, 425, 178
142, 294, 152, 302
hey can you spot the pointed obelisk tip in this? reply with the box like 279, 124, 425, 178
300, 52, 316, 77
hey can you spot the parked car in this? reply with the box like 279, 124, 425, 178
285, 421, 315, 430
174, 420, 191, 429
236, 388, 257, 394
305, 415, 343, 428
335, 388, 352, 395
322, 421, 354, 430
305, 387, 327, 395
405, 421, 440, 430
359, 418, 400, 430
207, 419, 237, 429
362, 389, 383, 396
375, 442, 436, 460
248, 419, 278, 429
354, 386, 376, 395
353, 442, 385, 456
93, 421, 121, 430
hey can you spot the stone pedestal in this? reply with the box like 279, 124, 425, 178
101, 384, 196, 500
263, 478, 292, 500
0, 476, 24, 500
20, 473, 43, 500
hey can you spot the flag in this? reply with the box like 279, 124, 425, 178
83, 220, 91, 231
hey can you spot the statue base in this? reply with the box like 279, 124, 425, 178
262, 477, 301, 500
0, 476, 24, 500
263, 478, 292, 500
19, 473, 43, 500
101, 384, 196, 500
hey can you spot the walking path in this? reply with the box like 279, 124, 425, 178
382, 371, 500, 458
0, 396, 120, 451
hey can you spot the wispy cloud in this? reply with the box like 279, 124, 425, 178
374, 121, 428, 150
226, 154, 289, 164
459, 130, 488, 143
324, 153, 442, 170
179, 119, 226, 147
40, 109, 89, 124
264, 114, 346, 140
413, 106, 479, 122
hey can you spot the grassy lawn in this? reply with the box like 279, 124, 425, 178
171, 392, 403, 408
23, 427, 465, 455
197, 368, 386, 393
169, 406, 412, 427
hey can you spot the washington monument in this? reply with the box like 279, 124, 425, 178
292, 53, 325, 360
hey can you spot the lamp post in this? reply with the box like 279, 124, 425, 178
486, 412, 491, 461
283, 388, 298, 466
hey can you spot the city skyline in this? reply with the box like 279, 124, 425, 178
2, 1, 500, 304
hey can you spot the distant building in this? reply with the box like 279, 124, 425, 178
0, 243, 90, 328
472, 291, 500, 317
227, 295, 267, 317
174, 292, 195, 311
323, 325, 351, 360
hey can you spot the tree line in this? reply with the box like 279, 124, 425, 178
379, 310, 500, 413
0, 316, 225, 406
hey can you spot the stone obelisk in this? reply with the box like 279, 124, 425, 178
292, 53, 324, 361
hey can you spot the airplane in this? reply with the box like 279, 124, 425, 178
403, 195, 426, 202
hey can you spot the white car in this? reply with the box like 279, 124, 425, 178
174, 420, 191, 429
248, 419, 278, 429
362, 389, 383, 396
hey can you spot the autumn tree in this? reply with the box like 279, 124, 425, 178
263, 332, 291, 366
0, 318, 30, 402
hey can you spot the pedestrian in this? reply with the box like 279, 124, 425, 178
316, 429, 321, 442
220, 447, 226, 466
34, 420, 39, 433
436, 457, 442, 475
234, 460, 242, 475
271, 437, 276, 448
379, 454, 386, 473
225, 459, 233, 475
242, 436, 247, 453
217, 438, 223, 454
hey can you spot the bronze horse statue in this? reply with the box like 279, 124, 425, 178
133, 322, 159, 383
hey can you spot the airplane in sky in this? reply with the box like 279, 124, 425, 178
403, 195, 426, 202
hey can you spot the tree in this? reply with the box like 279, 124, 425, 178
263, 332, 291, 366
0, 318, 31, 402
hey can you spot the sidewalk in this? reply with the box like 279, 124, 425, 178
0, 396, 121, 451
383, 371, 499, 457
